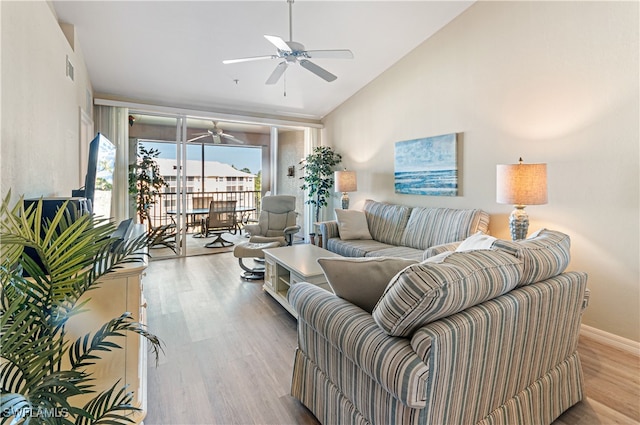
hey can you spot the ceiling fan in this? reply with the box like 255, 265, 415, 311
187, 122, 245, 144
222, 0, 353, 85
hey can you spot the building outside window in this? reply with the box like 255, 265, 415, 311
155, 158, 256, 201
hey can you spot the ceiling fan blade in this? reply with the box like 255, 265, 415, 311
305, 49, 354, 59
264, 35, 292, 53
187, 133, 211, 143
266, 61, 288, 85
223, 55, 276, 65
222, 133, 246, 144
299, 59, 337, 82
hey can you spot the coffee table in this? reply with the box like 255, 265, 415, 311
263, 244, 341, 318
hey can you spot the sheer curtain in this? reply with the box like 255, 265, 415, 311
302, 127, 321, 237
94, 105, 129, 224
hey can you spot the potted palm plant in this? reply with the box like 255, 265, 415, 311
299, 146, 342, 223
0, 192, 163, 424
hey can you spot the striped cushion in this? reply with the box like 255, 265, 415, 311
326, 237, 393, 257
402, 207, 491, 250
363, 200, 412, 246
492, 229, 570, 287
364, 246, 425, 262
372, 250, 522, 336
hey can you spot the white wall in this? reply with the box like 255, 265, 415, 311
1, 1, 93, 199
323, 1, 639, 342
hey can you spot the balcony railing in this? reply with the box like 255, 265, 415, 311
147, 190, 262, 232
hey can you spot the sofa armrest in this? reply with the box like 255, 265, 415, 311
317, 220, 339, 243
288, 283, 429, 408
422, 241, 461, 260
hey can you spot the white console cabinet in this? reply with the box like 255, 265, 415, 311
65, 258, 148, 423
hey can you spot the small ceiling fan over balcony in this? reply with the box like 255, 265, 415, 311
223, 0, 353, 84
187, 122, 245, 144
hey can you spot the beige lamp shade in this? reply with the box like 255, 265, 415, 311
335, 171, 358, 193
496, 161, 547, 206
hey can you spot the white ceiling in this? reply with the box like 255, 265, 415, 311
52, 1, 474, 122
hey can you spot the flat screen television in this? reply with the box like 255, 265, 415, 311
22, 197, 90, 276
74, 133, 116, 217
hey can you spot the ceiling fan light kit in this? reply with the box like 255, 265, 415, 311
223, 0, 353, 85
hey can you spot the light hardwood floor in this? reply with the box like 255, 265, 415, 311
144, 252, 639, 425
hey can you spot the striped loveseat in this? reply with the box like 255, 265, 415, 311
288, 229, 589, 425
318, 199, 490, 261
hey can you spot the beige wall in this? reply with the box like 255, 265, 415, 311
1, 1, 93, 199
323, 1, 639, 342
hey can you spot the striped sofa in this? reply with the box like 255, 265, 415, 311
289, 229, 589, 425
318, 199, 490, 261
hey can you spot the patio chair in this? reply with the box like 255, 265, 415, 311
201, 200, 237, 248
148, 214, 177, 252
191, 195, 213, 232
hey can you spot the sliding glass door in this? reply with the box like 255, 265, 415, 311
129, 113, 272, 257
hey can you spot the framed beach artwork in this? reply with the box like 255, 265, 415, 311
394, 133, 459, 196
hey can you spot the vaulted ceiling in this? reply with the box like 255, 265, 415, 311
52, 1, 474, 122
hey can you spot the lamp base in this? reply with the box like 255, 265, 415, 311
509, 205, 529, 241
341, 193, 350, 209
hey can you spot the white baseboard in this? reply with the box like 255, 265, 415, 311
580, 324, 640, 356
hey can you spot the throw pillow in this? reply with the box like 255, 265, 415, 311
317, 256, 418, 313
335, 209, 373, 240
455, 231, 497, 252
492, 228, 570, 287
372, 250, 522, 337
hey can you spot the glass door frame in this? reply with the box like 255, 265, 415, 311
130, 111, 187, 258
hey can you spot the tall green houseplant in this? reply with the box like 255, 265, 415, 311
0, 192, 163, 424
300, 146, 342, 222
129, 146, 167, 228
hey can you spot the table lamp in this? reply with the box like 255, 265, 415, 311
335, 170, 357, 209
496, 158, 547, 241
